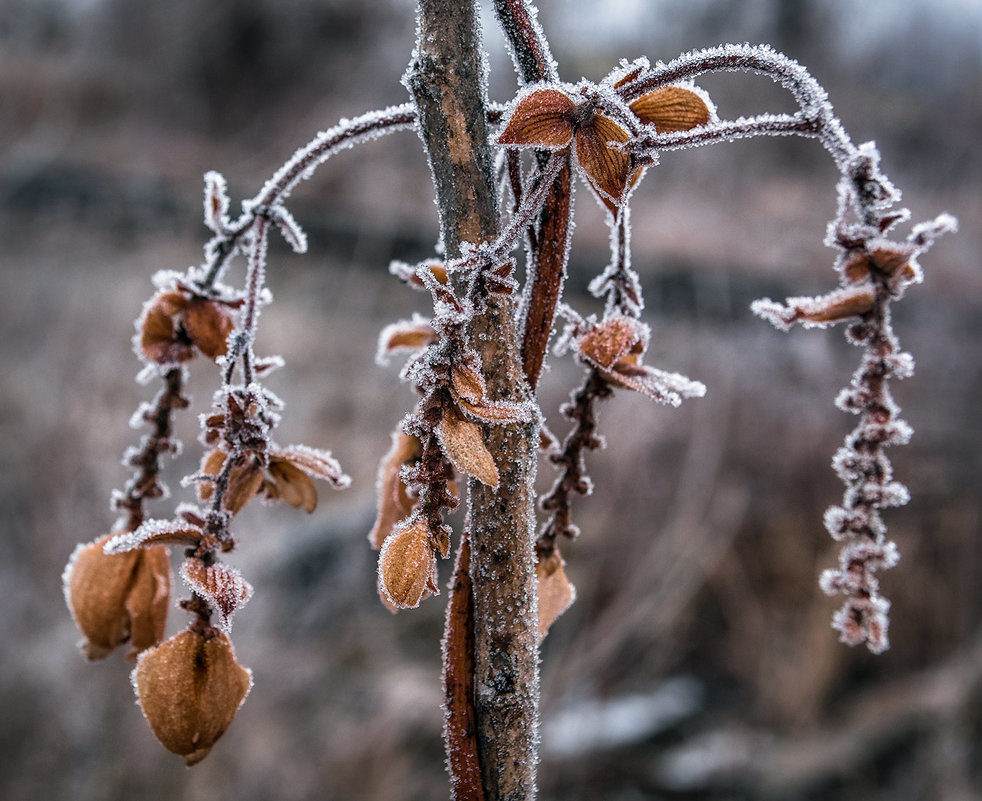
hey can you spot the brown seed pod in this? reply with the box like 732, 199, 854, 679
63, 535, 171, 661
377, 517, 439, 609
133, 629, 252, 766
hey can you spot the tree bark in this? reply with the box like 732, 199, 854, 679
406, 2, 540, 800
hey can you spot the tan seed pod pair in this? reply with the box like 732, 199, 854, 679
63, 534, 170, 661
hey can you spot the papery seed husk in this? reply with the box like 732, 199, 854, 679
536, 550, 576, 638
134, 629, 252, 766
629, 86, 711, 132
125, 545, 172, 660
436, 406, 500, 488
183, 298, 234, 361
65, 534, 170, 661
369, 432, 421, 550
267, 459, 318, 513
378, 518, 438, 609
497, 88, 576, 148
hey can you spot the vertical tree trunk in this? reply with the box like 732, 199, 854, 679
406, 2, 540, 800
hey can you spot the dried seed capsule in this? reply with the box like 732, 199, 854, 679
378, 517, 439, 609
133, 628, 252, 766
63, 535, 170, 661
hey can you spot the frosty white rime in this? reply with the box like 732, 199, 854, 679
63, 0, 954, 794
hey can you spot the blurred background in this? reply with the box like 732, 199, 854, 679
1, 1, 979, 799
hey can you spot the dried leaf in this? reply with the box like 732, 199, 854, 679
379, 320, 438, 356
224, 458, 265, 515
197, 449, 227, 503
602, 361, 707, 407
536, 550, 576, 638
274, 445, 350, 489
180, 558, 252, 632
183, 298, 234, 361
203, 171, 230, 233
497, 88, 576, 148
437, 406, 500, 488
369, 432, 421, 550
378, 518, 438, 609
577, 315, 641, 369
140, 291, 193, 364
456, 396, 529, 424
105, 520, 204, 553
266, 458, 318, 513
574, 114, 631, 208
630, 86, 711, 132
134, 629, 252, 765
450, 351, 487, 406
796, 287, 876, 326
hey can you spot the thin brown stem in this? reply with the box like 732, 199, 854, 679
115, 367, 188, 532
408, 2, 540, 799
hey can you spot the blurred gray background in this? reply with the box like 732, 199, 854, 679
1, 1, 979, 799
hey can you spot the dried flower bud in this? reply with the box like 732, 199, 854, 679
535, 550, 576, 638
133, 629, 252, 765
377, 517, 439, 609
63, 535, 170, 661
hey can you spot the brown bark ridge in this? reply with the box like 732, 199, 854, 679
406, 2, 540, 800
